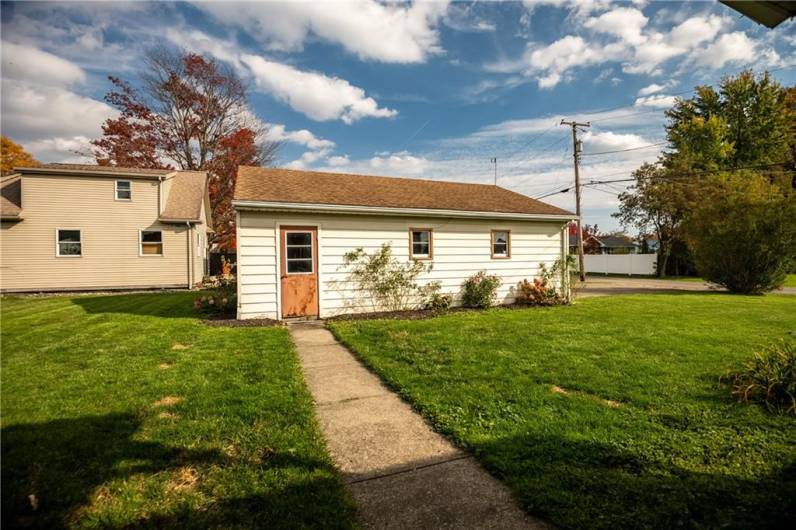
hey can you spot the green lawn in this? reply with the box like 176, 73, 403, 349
1, 292, 356, 529
328, 294, 796, 529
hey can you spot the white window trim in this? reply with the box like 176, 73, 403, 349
139, 229, 164, 257
115, 180, 132, 201
491, 230, 511, 259
55, 228, 82, 258
284, 230, 315, 275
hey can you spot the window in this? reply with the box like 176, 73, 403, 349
115, 180, 131, 200
56, 229, 82, 257
285, 231, 313, 273
140, 230, 163, 256
410, 228, 432, 259
491, 230, 510, 258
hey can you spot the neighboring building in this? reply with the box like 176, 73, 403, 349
0, 164, 210, 292
569, 233, 640, 255
232, 166, 575, 320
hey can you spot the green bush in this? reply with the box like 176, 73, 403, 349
461, 271, 501, 308
684, 173, 796, 294
727, 337, 796, 415
423, 286, 453, 310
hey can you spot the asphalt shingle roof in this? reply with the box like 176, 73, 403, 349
234, 166, 574, 217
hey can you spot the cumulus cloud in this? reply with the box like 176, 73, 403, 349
637, 82, 668, 96
1, 41, 86, 87
326, 155, 351, 167
241, 54, 397, 124
0, 40, 118, 162
634, 94, 677, 108
194, 0, 449, 63
582, 131, 650, 152
2, 80, 116, 141
689, 32, 767, 69
313, 151, 430, 176
584, 7, 648, 46
264, 124, 335, 151
489, 9, 763, 87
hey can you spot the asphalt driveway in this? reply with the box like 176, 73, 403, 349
576, 276, 796, 297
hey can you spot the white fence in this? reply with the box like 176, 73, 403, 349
584, 253, 657, 276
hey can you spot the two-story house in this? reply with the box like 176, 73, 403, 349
0, 164, 210, 292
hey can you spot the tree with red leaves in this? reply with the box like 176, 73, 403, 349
91, 47, 279, 250
568, 223, 602, 254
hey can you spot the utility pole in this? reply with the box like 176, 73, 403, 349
490, 157, 497, 185
560, 119, 590, 281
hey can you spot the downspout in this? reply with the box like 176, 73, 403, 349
561, 225, 570, 302
186, 222, 192, 288
157, 176, 164, 216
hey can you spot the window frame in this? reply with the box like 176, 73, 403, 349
409, 227, 433, 260
115, 179, 132, 201
284, 230, 315, 275
139, 229, 164, 257
491, 229, 511, 259
55, 228, 82, 258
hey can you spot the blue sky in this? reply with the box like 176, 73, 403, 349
2, 1, 794, 232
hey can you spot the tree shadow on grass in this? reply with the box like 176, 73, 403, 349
474, 431, 796, 530
71, 292, 198, 319
1, 413, 354, 529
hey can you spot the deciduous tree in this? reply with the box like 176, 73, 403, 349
91, 48, 279, 250
1, 136, 39, 174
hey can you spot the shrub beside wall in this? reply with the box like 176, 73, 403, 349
461, 271, 501, 308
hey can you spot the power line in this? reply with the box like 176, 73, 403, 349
581, 141, 667, 157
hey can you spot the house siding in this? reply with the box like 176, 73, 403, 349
236, 210, 568, 320
0, 174, 203, 291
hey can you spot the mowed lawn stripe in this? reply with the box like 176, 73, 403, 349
328, 294, 796, 529
2, 292, 356, 529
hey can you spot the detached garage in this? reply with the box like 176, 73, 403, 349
232, 166, 576, 320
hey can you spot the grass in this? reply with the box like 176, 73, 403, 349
328, 294, 796, 529
1, 292, 356, 529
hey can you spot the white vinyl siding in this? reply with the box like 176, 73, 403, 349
237, 211, 567, 320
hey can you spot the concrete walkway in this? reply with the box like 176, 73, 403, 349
288, 321, 546, 529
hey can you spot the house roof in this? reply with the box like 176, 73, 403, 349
1, 174, 22, 220
160, 171, 208, 222
16, 163, 173, 179
720, 1, 796, 28
234, 166, 574, 218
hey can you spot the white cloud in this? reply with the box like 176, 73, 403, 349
584, 7, 648, 46
634, 94, 677, 108
314, 151, 430, 176
241, 54, 397, 124
690, 32, 762, 69
23, 136, 95, 163
264, 124, 335, 151
1, 80, 116, 144
194, 0, 449, 63
582, 131, 649, 152
326, 155, 351, 167
1, 41, 86, 86
637, 82, 667, 96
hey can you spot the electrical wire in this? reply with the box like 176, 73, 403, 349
581, 141, 668, 157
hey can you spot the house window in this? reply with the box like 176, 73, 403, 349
56, 229, 82, 257
285, 231, 314, 273
410, 228, 432, 259
115, 180, 132, 200
140, 230, 163, 256
491, 230, 510, 259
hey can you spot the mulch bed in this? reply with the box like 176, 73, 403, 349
326, 303, 543, 322
202, 314, 282, 327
